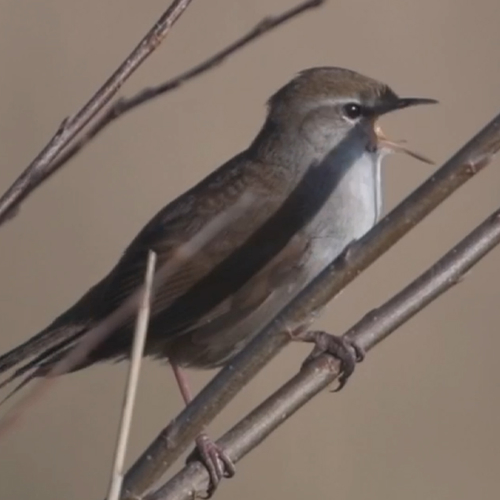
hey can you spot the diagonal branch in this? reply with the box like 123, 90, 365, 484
38, 0, 326, 178
0, 0, 195, 225
120, 110, 500, 500
149, 202, 500, 500
0, 0, 325, 227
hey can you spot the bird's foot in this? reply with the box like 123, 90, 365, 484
294, 330, 364, 391
186, 433, 235, 497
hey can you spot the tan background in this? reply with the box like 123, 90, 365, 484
0, 1, 499, 499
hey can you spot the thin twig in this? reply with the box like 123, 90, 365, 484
120, 110, 500, 500
0, 0, 195, 225
43, 0, 325, 175
0, 193, 254, 436
107, 251, 157, 500
0, 0, 324, 227
149, 205, 500, 500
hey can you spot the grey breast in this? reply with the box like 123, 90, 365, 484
169, 149, 381, 369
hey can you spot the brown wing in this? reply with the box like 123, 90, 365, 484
0, 153, 291, 392
81, 153, 291, 338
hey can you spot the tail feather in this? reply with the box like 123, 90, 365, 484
0, 347, 75, 406
0, 324, 88, 399
0, 334, 81, 387
0, 323, 82, 374
0, 329, 52, 374
0, 369, 41, 407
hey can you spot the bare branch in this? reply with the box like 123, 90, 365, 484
0, 0, 195, 225
120, 110, 500, 500
42, 0, 325, 176
107, 251, 156, 500
149, 203, 500, 500
0, 0, 325, 227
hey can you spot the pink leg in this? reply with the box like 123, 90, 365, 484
170, 363, 236, 497
171, 362, 194, 404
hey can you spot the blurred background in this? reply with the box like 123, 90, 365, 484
0, 1, 499, 499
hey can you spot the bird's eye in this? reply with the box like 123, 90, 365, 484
342, 103, 363, 120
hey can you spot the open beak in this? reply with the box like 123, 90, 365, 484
375, 124, 434, 165
367, 96, 436, 163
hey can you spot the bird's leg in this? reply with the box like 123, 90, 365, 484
290, 330, 365, 391
171, 363, 236, 497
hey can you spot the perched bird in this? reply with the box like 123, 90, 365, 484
0, 67, 435, 491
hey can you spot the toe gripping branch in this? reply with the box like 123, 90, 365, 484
186, 432, 235, 498
293, 330, 365, 390
185, 329, 364, 497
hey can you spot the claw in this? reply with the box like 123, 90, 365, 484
350, 339, 366, 363
296, 330, 363, 390
186, 433, 235, 497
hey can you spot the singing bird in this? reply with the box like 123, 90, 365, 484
0, 67, 435, 490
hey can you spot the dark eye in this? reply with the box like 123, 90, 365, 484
342, 103, 363, 120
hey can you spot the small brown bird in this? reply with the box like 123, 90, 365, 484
0, 67, 435, 491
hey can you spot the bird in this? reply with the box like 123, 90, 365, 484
0, 66, 435, 492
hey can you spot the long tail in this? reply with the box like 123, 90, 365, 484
0, 323, 88, 402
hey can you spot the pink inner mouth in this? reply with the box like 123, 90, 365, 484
374, 125, 434, 165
